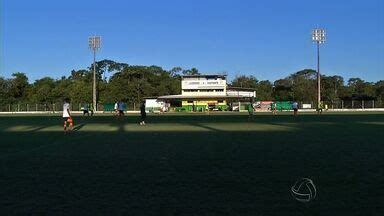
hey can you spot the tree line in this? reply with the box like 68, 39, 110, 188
0, 59, 383, 107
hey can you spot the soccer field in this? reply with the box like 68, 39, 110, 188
0, 112, 383, 215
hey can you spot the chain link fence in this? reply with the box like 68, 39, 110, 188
0, 102, 141, 112
0, 103, 89, 112
0, 100, 382, 112
299, 100, 380, 109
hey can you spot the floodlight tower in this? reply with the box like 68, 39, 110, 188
312, 28, 326, 109
89, 36, 101, 112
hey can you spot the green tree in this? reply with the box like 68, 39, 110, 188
93, 59, 129, 80
347, 78, 375, 99
51, 77, 72, 103
290, 69, 317, 102
69, 80, 92, 104
321, 75, 344, 104
256, 80, 273, 100
273, 78, 293, 101
375, 80, 384, 107
1, 61, 382, 109
0, 77, 11, 104
182, 68, 200, 75
9, 72, 29, 103
231, 75, 258, 88
70, 69, 91, 81
169, 67, 183, 77
28, 77, 56, 103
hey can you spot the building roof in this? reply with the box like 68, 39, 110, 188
227, 86, 257, 91
182, 74, 227, 79
157, 94, 253, 100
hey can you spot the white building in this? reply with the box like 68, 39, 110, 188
158, 74, 256, 111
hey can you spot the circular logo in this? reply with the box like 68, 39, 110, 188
291, 178, 316, 202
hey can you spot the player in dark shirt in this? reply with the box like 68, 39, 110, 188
140, 100, 146, 125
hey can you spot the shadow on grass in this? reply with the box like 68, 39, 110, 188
0, 114, 383, 214
73, 123, 86, 132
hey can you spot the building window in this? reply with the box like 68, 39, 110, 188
218, 100, 224, 103
187, 101, 193, 103
215, 89, 224, 92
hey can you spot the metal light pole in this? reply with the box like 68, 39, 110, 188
88, 36, 101, 112
312, 29, 326, 110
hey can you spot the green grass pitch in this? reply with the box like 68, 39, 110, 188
0, 112, 383, 215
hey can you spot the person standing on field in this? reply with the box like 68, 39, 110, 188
63, 98, 73, 132
82, 103, 90, 116
317, 101, 323, 114
248, 97, 255, 121
117, 101, 125, 116
114, 101, 119, 116
271, 102, 277, 115
140, 100, 146, 125
292, 101, 299, 116
89, 103, 94, 116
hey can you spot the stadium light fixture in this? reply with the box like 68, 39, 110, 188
88, 36, 101, 112
312, 28, 326, 110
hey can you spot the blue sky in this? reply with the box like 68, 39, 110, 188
1, 0, 383, 82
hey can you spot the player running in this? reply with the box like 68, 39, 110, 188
63, 98, 73, 132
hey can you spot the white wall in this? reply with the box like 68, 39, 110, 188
181, 90, 226, 96
182, 77, 226, 90
226, 90, 256, 97
145, 99, 163, 108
